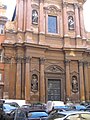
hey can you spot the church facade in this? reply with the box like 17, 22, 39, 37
1, 0, 90, 103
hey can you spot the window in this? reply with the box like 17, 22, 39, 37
0, 24, 4, 34
48, 16, 57, 33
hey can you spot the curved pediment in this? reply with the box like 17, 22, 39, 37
45, 65, 65, 73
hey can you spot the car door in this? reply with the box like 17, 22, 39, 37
14, 109, 27, 120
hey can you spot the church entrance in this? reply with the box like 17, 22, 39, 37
48, 79, 61, 101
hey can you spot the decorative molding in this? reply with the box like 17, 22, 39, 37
78, 60, 83, 66
4, 56, 11, 64
65, 60, 70, 65
24, 56, 31, 63
15, 57, 23, 63
45, 65, 65, 73
40, 58, 45, 64
44, 5, 61, 15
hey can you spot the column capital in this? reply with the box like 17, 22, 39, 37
79, 60, 83, 66
74, 3, 79, 9
4, 56, 12, 64
15, 56, 23, 63
63, 2, 68, 7
65, 60, 70, 65
78, 4, 83, 10
24, 56, 31, 63
40, 58, 45, 64
84, 61, 88, 66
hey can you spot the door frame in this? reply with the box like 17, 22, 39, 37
45, 73, 65, 102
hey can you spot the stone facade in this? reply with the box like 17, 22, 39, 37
1, 0, 90, 103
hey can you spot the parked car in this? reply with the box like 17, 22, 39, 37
72, 104, 86, 111
46, 110, 90, 120
11, 107, 48, 120
5, 102, 20, 108
3, 103, 17, 114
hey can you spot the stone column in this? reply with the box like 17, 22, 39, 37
17, 0, 24, 31
74, 4, 80, 38
26, 0, 31, 31
25, 56, 31, 102
79, 61, 85, 101
16, 57, 22, 99
63, 3, 68, 36
65, 60, 71, 100
84, 62, 89, 101
39, 58, 45, 102
79, 5, 86, 39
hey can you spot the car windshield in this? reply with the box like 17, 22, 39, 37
28, 111, 48, 118
3, 103, 16, 112
47, 113, 66, 120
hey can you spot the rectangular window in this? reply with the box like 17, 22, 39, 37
48, 16, 57, 33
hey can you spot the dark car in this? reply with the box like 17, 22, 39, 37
12, 107, 48, 120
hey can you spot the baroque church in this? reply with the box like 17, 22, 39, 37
0, 0, 90, 103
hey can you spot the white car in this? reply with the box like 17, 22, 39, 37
47, 110, 90, 120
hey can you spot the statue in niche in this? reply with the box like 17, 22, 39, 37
72, 76, 78, 93
68, 16, 74, 30
31, 74, 38, 92
32, 10, 38, 24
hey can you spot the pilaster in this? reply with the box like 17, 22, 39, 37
63, 2, 68, 37
39, 0, 45, 45
74, 4, 80, 38
16, 57, 22, 99
65, 60, 71, 100
79, 61, 85, 101
79, 5, 86, 39
39, 58, 45, 102
26, 0, 32, 31
84, 62, 89, 101
17, 0, 24, 31
24, 56, 31, 102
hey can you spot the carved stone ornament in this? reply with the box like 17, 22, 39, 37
15, 57, 23, 63
24, 56, 30, 63
44, 5, 61, 15
5, 21, 17, 32
31, 74, 38, 92
32, 10, 38, 25
45, 65, 65, 74
68, 16, 74, 30
4, 56, 11, 64
71, 75, 78, 93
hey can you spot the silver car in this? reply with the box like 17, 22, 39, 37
47, 110, 90, 120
